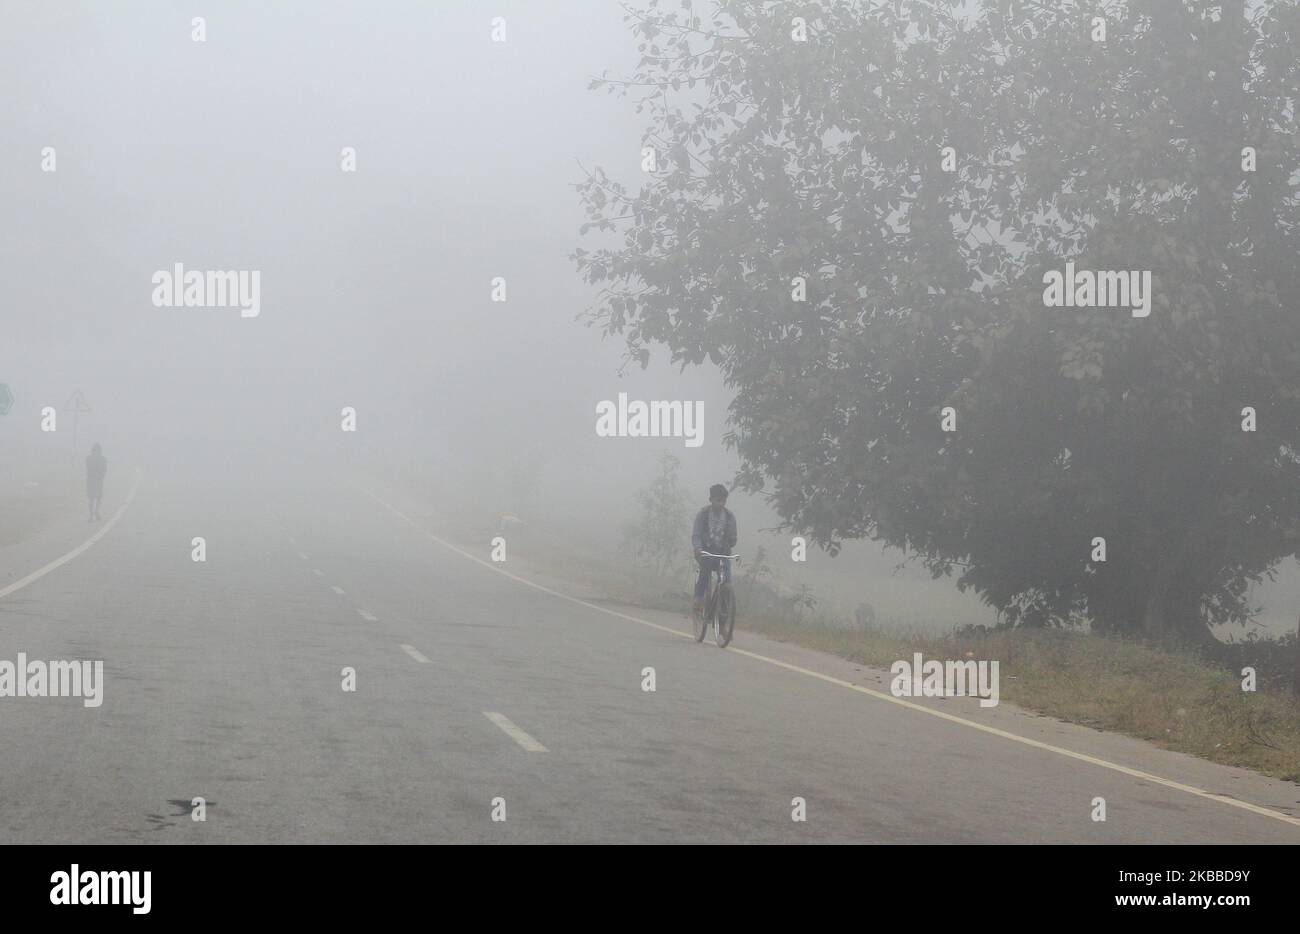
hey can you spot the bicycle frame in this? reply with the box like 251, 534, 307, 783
699, 553, 738, 601
697, 552, 739, 629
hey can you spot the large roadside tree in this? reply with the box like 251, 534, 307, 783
573, 0, 1300, 645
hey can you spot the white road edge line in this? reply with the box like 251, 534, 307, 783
358, 610, 378, 622
0, 473, 142, 602
484, 712, 548, 753
400, 644, 431, 664
363, 486, 1300, 832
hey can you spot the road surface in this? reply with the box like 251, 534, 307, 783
2, 465, 1298, 844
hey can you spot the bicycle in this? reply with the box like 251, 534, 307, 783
693, 552, 739, 648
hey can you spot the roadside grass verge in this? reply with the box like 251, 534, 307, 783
383, 477, 1300, 783
741, 613, 1300, 782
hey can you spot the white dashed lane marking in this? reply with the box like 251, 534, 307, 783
400, 644, 431, 664
483, 712, 548, 753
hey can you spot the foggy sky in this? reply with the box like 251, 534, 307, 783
1, 1, 735, 496
3, 1, 1292, 633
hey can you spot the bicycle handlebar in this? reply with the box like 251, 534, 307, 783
698, 552, 740, 559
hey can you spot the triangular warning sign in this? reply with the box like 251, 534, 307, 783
65, 389, 91, 413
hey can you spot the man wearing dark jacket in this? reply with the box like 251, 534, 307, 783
691, 483, 737, 616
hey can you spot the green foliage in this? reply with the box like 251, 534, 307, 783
783, 582, 819, 625
575, 0, 1300, 641
741, 544, 773, 599
622, 451, 694, 579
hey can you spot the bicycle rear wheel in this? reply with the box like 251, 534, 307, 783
715, 584, 735, 647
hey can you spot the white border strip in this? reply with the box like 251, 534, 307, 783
363, 487, 1300, 831
0, 474, 141, 601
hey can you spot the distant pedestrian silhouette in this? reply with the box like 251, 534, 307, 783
86, 442, 107, 522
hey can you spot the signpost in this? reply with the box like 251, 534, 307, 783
66, 388, 91, 462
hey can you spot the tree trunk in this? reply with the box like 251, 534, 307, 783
1140, 562, 1178, 641
1140, 565, 1216, 654
1293, 614, 1300, 699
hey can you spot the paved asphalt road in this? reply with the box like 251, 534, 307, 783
2, 466, 1299, 844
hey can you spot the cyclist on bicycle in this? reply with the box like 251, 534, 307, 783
692, 483, 737, 617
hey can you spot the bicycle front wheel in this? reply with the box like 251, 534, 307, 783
693, 593, 709, 643
715, 585, 735, 648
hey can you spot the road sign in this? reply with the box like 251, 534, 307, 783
0, 384, 12, 416
66, 389, 91, 413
